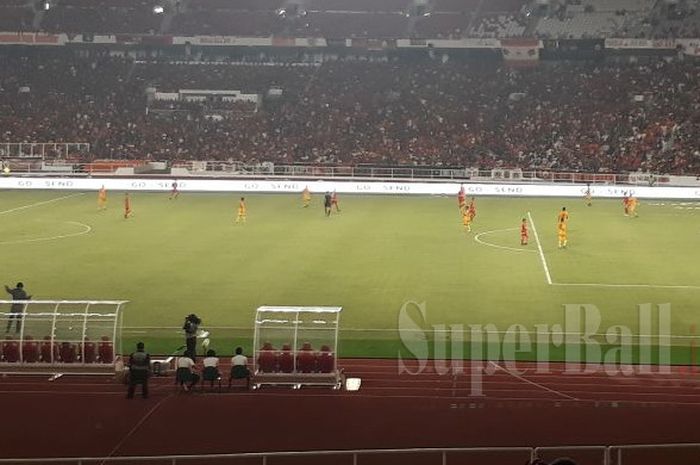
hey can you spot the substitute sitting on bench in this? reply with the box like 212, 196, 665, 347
229, 346, 250, 389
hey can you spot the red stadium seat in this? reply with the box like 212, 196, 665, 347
41, 336, 58, 363
98, 336, 114, 363
82, 338, 97, 363
257, 342, 277, 373
278, 344, 294, 373
2, 337, 20, 363
296, 342, 316, 373
22, 336, 39, 363
317, 345, 335, 373
59, 342, 77, 363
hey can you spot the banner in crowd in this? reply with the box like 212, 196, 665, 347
1, 177, 698, 200
0, 32, 62, 45
501, 39, 540, 63
604, 38, 676, 49
676, 39, 700, 56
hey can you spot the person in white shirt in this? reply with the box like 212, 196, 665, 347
229, 346, 250, 389
176, 356, 199, 391
202, 349, 221, 387
203, 350, 219, 369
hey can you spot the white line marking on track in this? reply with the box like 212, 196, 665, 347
0, 192, 85, 215
474, 227, 536, 254
488, 361, 579, 401
0, 221, 92, 245
99, 394, 174, 465
527, 211, 553, 285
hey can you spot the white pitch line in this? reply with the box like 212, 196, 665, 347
488, 361, 578, 401
0, 221, 92, 245
552, 282, 700, 290
527, 211, 553, 285
0, 192, 85, 215
474, 227, 536, 254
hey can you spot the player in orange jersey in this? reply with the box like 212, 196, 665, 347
124, 193, 132, 219
457, 185, 466, 211
331, 190, 341, 213
520, 218, 529, 246
467, 197, 476, 221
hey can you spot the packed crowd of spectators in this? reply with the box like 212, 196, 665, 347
0, 50, 698, 174
2, 0, 700, 40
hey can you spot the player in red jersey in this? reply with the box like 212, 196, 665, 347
457, 185, 466, 211
331, 190, 341, 213
520, 218, 529, 245
169, 180, 179, 200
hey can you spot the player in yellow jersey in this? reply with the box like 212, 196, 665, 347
557, 207, 569, 224
97, 186, 107, 210
557, 218, 568, 249
236, 197, 247, 223
302, 186, 311, 208
628, 195, 639, 218
462, 208, 472, 233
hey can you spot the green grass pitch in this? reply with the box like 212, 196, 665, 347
1, 190, 698, 362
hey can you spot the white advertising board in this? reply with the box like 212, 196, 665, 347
0, 177, 699, 199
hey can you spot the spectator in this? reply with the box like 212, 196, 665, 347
126, 342, 151, 399
4, 282, 31, 334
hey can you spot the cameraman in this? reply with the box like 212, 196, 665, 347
183, 314, 201, 359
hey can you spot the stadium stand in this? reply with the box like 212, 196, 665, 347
309, 0, 411, 13
170, 10, 284, 36
41, 0, 164, 34
0, 48, 698, 174
0, 1, 34, 32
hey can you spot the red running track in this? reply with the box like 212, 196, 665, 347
1, 359, 700, 465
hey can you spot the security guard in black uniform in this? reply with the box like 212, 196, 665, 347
127, 342, 151, 399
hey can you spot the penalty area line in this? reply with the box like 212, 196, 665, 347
0, 192, 86, 215
527, 211, 553, 285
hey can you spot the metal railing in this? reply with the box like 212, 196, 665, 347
1, 443, 699, 464
3, 157, 696, 187
0, 143, 90, 159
